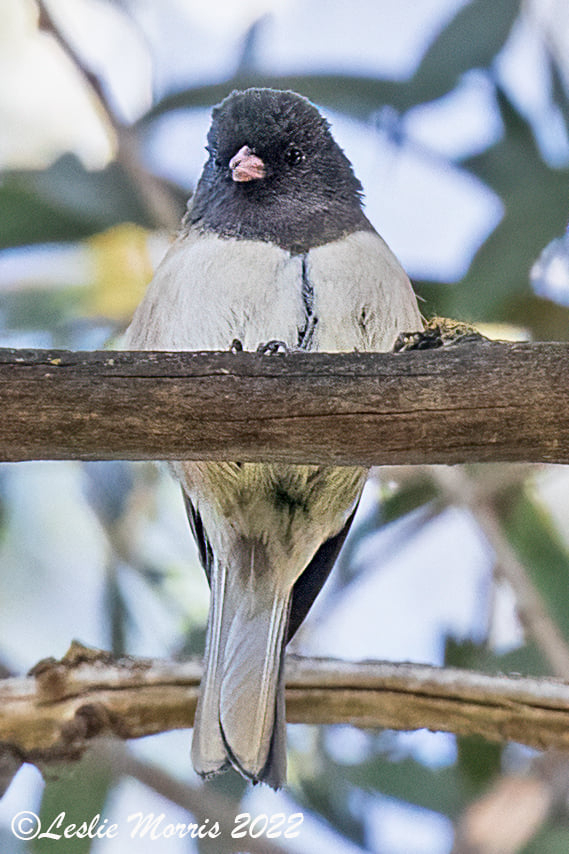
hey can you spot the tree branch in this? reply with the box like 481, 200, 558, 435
37, 0, 182, 230
37, 0, 113, 126
431, 466, 569, 679
1, 342, 569, 463
4, 643, 569, 765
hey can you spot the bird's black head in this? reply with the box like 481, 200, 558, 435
186, 88, 371, 254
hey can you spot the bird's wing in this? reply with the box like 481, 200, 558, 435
183, 491, 213, 582
286, 500, 359, 642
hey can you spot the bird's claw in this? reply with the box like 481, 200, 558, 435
393, 317, 489, 352
256, 340, 290, 355
393, 329, 442, 352
229, 338, 243, 353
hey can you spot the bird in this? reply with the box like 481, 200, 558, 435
123, 88, 422, 788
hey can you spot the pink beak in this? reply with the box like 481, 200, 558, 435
229, 145, 266, 182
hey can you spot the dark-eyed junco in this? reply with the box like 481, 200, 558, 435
124, 88, 421, 788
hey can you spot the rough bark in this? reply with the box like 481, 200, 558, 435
3, 644, 569, 764
0, 342, 568, 464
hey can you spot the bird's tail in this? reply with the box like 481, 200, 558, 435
191, 540, 291, 788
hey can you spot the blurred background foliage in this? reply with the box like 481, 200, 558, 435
2, 0, 569, 852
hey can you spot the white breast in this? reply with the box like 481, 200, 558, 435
123, 232, 305, 352
308, 230, 422, 352
124, 229, 422, 354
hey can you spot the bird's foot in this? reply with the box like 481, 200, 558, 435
256, 340, 290, 355
393, 317, 489, 352
229, 338, 243, 353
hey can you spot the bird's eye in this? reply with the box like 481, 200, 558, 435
285, 146, 304, 166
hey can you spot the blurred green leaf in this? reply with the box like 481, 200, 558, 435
522, 825, 569, 854
506, 296, 569, 342
456, 735, 502, 787
445, 637, 488, 671
178, 623, 207, 658
138, 74, 409, 124
490, 642, 550, 677
105, 561, 128, 656
0, 181, 92, 248
445, 636, 550, 679
419, 90, 569, 328
495, 484, 569, 646
197, 773, 249, 854
32, 754, 114, 854
0, 155, 156, 249
545, 45, 569, 133
380, 476, 440, 525
1, 288, 85, 331
410, 0, 520, 102
340, 754, 480, 819
297, 772, 367, 848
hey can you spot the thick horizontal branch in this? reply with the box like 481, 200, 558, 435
0, 343, 569, 464
3, 644, 569, 763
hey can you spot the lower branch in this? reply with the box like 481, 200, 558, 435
1, 642, 569, 764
